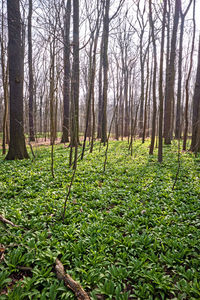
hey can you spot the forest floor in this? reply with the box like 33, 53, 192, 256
0, 140, 200, 299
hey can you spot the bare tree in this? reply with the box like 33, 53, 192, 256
191, 37, 200, 153
175, 0, 193, 139
183, 0, 196, 151
6, 0, 29, 160
101, 0, 110, 145
149, 0, 157, 155
61, 0, 71, 143
28, 0, 35, 142
81, 5, 101, 158
70, 0, 79, 148
164, 0, 180, 144
158, 0, 167, 162
0, 0, 9, 155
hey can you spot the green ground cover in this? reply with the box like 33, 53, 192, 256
0, 140, 200, 299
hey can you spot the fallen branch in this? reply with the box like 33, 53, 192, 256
0, 215, 19, 228
55, 258, 90, 300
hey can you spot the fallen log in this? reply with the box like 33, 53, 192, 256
0, 215, 19, 228
55, 258, 90, 300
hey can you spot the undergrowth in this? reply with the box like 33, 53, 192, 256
0, 140, 199, 299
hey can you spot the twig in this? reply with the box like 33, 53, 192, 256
172, 138, 181, 191
55, 258, 90, 300
62, 168, 76, 221
0, 214, 19, 228
28, 142, 35, 159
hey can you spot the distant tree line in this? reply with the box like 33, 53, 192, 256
0, 0, 200, 161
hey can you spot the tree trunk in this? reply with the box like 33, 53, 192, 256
70, 0, 79, 147
139, 60, 145, 137
175, 0, 192, 139
158, 0, 167, 162
101, 0, 110, 145
61, 0, 71, 143
115, 63, 119, 140
119, 83, 124, 140
2, 63, 9, 155
149, 1, 157, 155
142, 46, 150, 144
50, 41, 55, 146
82, 16, 100, 158
0, 5, 9, 155
164, 0, 180, 144
191, 37, 200, 152
97, 36, 103, 139
183, 0, 196, 151
6, 0, 29, 160
39, 94, 43, 134
175, 16, 183, 140
28, 0, 35, 142
124, 67, 129, 137
90, 88, 95, 153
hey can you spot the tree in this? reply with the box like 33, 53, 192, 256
149, 0, 157, 155
101, 0, 110, 145
133, 1, 148, 138
164, 0, 180, 144
28, 0, 35, 142
183, 0, 196, 151
0, 0, 9, 155
61, 0, 71, 143
191, 37, 200, 153
5, 0, 29, 160
158, 0, 167, 162
70, 0, 79, 147
97, 35, 103, 139
142, 41, 150, 144
81, 0, 102, 158
175, 0, 193, 139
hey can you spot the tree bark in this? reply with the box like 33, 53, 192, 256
82, 14, 100, 158
191, 37, 200, 152
149, 1, 157, 155
142, 44, 150, 144
175, 0, 192, 139
183, 0, 196, 151
0, 16, 9, 154
6, 0, 29, 160
164, 0, 180, 144
158, 0, 167, 162
55, 258, 90, 300
97, 36, 103, 139
139, 43, 145, 138
61, 0, 71, 143
71, 0, 80, 147
28, 0, 35, 142
101, 0, 110, 145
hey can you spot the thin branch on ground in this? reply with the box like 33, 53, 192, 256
55, 258, 90, 300
0, 214, 20, 228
